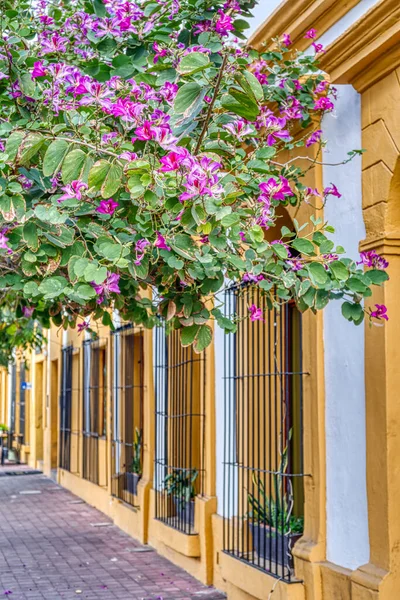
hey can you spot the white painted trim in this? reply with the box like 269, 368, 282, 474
322, 85, 369, 570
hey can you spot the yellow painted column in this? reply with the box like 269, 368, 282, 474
351, 72, 400, 600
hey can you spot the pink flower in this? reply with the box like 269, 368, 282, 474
370, 304, 388, 321
215, 10, 234, 36
314, 97, 334, 111
305, 28, 317, 39
358, 250, 388, 270
312, 42, 325, 53
135, 238, 150, 265
153, 42, 168, 64
239, 231, 247, 242
324, 184, 341, 198
119, 151, 138, 161
159, 148, 192, 172
193, 20, 212, 36
204, 95, 212, 103
282, 33, 292, 47
249, 304, 264, 322
242, 273, 264, 283
0, 233, 9, 250
96, 199, 119, 215
286, 259, 303, 272
305, 129, 322, 147
91, 272, 121, 303
77, 321, 89, 333
0, 72, 9, 80
22, 306, 34, 318
58, 180, 88, 202
223, 119, 253, 139
159, 81, 178, 103
258, 177, 293, 202
154, 232, 171, 251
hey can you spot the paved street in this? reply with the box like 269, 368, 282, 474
0, 471, 226, 600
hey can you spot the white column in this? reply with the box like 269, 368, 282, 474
322, 85, 369, 569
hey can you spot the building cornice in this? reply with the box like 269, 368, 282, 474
319, 0, 400, 91
249, 0, 362, 51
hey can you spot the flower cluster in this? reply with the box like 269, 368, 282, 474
0, 0, 389, 354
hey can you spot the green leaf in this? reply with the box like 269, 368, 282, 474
193, 324, 212, 353
177, 52, 210, 75
101, 163, 123, 198
174, 82, 202, 114
347, 277, 368, 293
73, 258, 90, 277
180, 324, 200, 347
329, 260, 349, 281
61, 149, 87, 183
38, 276, 67, 299
23, 222, 38, 250
5, 131, 25, 161
239, 70, 264, 101
88, 160, 122, 197
167, 255, 184, 270
43, 140, 70, 177
75, 283, 96, 300
19, 133, 44, 164
221, 90, 260, 120
292, 238, 315, 255
272, 242, 288, 259
88, 159, 110, 189
221, 213, 240, 227
341, 301, 363, 322
365, 269, 389, 285
23, 281, 39, 297
308, 262, 328, 286
84, 264, 107, 284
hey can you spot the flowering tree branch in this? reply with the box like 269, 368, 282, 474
0, 0, 389, 357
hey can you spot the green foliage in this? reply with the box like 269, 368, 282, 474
164, 468, 198, 503
0, 0, 389, 358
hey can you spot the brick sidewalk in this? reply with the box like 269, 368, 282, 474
0, 474, 226, 600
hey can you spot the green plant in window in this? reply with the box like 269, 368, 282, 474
164, 468, 198, 504
129, 428, 142, 477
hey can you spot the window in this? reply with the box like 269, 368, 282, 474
59, 346, 73, 471
154, 324, 206, 535
222, 285, 305, 581
111, 325, 144, 507
82, 338, 107, 485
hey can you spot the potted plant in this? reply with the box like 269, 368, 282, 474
248, 475, 303, 568
164, 468, 198, 529
125, 428, 142, 496
0, 424, 8, 465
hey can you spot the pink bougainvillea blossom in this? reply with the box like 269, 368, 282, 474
77, 321, 90, 333
282, 33, 292, 46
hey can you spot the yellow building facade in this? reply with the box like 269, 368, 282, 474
0, 2, 399, 599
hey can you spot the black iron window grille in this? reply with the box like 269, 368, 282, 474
18, 363, 26, 445
222, 285, 305, 582
59, 345, 74, 471
154, 323, 206, 535
111, 324, 144, 507
82, 338, 107, 485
